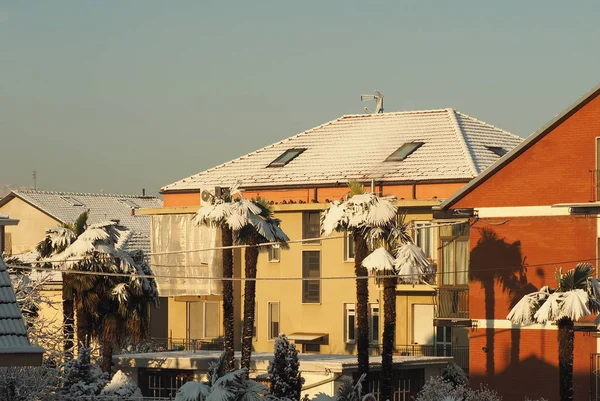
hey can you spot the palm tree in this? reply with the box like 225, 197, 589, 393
193, 186, 239, 371
230, 198, 288, 372
195, 191, 289, 373
321, 182, 398, 387
362, 242, 431, 401
507, 263, 600, 401
35, 211, 88, 360
48, 221, 158, 372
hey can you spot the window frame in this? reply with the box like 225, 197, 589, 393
344, 231, 355, 262
268, 301, 280, 341
267, 148, 306, 168
385, 142, 424, 162
302, 251, 321, 304
268, 245, 280, 262
202, 301, 220, 339
302, 211, 321, 245
440, 222, 470, 286
344, 303, 356, 343
369, 303, 380, 345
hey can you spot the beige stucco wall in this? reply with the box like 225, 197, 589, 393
248, 205, 437, 355
0, 198, 60, 254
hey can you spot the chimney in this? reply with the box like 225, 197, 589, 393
142, 188, 146, 196
131, 208, 135, 216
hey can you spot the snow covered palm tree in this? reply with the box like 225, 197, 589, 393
194, 186, 240, 371
47, 221, 158, 372
35, 210, 89, 360
507, 263, 600, 401
321, 181, 398, 387
362, 243, 431, 401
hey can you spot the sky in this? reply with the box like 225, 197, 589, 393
1, 1, 599, 197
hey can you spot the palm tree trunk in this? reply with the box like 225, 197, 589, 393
354, 231, 370, 392
222, 226, 235, 371
241, 235, 258, 373
557, 317, 574, 401
75, 296, 91, 349
100, 335, 114, 374
62, 273, 74, 361
381, 276, 397, 401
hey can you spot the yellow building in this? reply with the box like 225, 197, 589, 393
150, 108, 523, 372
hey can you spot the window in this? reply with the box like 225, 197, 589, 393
118, 198, 140, 208
485, 146, 507, 157
302, 343, 320, 353
369, 304, 380, 344
436, 326, 452, 356
140, 368, 194, 398
413, 222, 437, 263
344, 231, 355, 261
203, 302, 220, 338
344, 303, 356, 343
302, 251, 320, 303
441, 223, 469, 285
302, 211, 321, 244
60, 196, 84, 206
268, 245, 280, 262
267, 148, 306, 167
385, 142, 424, 162
268, 302, 280, 340
253, 302, 258, 341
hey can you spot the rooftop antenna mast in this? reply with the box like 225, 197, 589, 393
360, 90, 384, 114
33, 169, 37, 190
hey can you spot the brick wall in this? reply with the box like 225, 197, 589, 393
455, 93, 600, 208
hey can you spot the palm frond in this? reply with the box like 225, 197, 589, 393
394, 243, 431, 285
175, 381, 211, 401
560, 289, 591, 321
506, 293, 538, 325
362, 247, 395, 273
321, 201, 347, 236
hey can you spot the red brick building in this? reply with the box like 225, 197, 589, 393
438, 83, 600, 401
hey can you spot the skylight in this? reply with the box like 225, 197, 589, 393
60, 196, 84, 206
267, 148, 306, 168
385, 142, 424, 162
486, 146, 508, 157
118, 199, 140, 209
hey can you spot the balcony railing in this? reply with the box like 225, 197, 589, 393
590, 169, 600, 202
119, 337, 224, 354
437, 288, 469, 319
393, 344, 469, 371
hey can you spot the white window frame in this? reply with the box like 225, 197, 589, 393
268, 245, 280, 262
440, 222, 470, 286
344, 231, 355, 262
412, 221, 438, 264
369, 303, 380, 344
268, 302, 280, 341
344, 303, 356, 343
202, 301, 220, 339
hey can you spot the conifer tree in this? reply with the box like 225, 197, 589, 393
268, 334, 303, 401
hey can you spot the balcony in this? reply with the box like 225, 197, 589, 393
120, 337, 224, 354
386, 344, 469, 371
436, 288, 469, 321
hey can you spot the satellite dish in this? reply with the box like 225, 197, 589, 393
360, 91, 384, 113
201, 190, 214, 203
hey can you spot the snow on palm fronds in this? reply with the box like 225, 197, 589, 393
395, 243, 432, 285
362, 247, 395, 273
508, 262, 600, 327
45, 227, 77, 250
321, 191, 397, 239
176, 381, 211, 401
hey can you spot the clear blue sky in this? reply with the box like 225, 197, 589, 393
1, 1, 599, 196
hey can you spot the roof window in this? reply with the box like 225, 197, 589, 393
486, 146, 507, 157
267, 148, 306, 168
60, 196, 84, 206
385, 142, 424, 162
118, 199, 140, 209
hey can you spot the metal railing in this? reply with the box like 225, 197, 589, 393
393, 344, 469, 371
120, 337, 224, 354
590, 169, 600, 202
437, 288, 469, 319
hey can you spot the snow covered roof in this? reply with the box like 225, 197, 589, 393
0, 256, 44, 362
440, 82, 600, 209
0, 190, 163, 254
162, 109, 522, 193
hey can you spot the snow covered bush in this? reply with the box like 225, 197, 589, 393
57, 346, 108, 401
268, 334, 303, 401
415, 375, 501, 401
99, 370, 143, 400
441, 362, 468, 389
0, 363, 59, 401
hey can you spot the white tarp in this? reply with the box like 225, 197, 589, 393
151, 214, 222, 296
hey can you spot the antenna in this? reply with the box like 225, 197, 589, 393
360, 91, 384, 113
32, 170, 37, 190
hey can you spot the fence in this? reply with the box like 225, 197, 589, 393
392, 344, 469, 371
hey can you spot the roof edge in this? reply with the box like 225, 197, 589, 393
440, 82, 600, 210
448, 108, 479, 176
0, 191, 65, 224
12, 189, 160, 200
